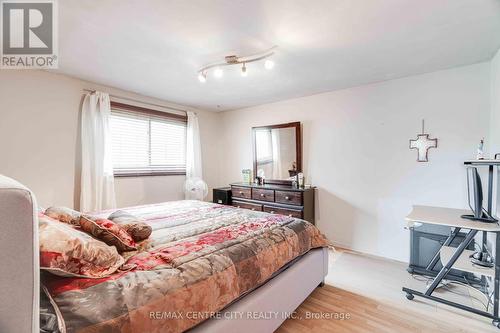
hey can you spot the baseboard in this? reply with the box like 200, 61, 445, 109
330, 241, 408, 265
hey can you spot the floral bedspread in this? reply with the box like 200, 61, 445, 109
42, 200, 329, 333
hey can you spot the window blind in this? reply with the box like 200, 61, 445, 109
109, 105, 187, 176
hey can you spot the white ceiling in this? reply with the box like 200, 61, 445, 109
56, 0, 500, 111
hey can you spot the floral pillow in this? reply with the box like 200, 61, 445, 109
44, 206, 81, 225
79, 215, 137, 252
108, 210, 152, 242
39, 214, 124, 278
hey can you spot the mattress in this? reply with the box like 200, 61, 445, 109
42, 200, 329, 333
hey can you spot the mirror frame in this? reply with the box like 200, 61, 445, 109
252, 121, 302, 185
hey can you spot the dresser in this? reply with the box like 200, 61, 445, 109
230, 182, 315, 224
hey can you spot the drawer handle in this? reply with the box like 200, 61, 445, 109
270, 210, 275, 214
260, 193, 265, 197
239, 191, 244, 195
285, 196, 290, 200
288, 214, 293, 217
237, 206, 241, 208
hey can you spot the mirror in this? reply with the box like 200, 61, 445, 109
252, 122, 302, 184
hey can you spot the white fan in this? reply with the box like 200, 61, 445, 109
184, 177, 208, 200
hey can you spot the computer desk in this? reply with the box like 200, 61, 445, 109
403, 205, 500, 328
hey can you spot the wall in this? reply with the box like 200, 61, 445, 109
0, 61, 493, 262
490, 48, 500, 153
487, 47, 500, 297
218, 63, 490, 262
490, 48, 500, 217
0, 70, 220, 209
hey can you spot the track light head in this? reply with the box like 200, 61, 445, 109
264, 59, 274, 70
198, 72, 207, 83
214, 67, 223, 78
241, 63, 248, 77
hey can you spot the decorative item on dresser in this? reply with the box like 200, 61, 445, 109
230, 182, 315, 224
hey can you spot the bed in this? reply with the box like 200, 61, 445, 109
0, 175, 329, 333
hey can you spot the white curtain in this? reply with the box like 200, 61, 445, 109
185, 111, 203, 198
271, 129, 282, 178
80, 92, 116, 212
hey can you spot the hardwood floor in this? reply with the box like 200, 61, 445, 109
277, 249, 497, 333
278, 285, 476, 333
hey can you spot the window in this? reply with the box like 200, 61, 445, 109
109, 102, 187, 176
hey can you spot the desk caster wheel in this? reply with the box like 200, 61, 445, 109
406, 293, 414, 301
492, 320, 500, 329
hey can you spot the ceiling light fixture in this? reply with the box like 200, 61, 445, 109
197, 46, 277, 82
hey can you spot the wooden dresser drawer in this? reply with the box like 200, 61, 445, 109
229, 183, 314, 223
275, 190, 302, 206
232, 200, 263, 211
231, 186, 251, 199
252, 188, 275, 202
263, 206, 303, 219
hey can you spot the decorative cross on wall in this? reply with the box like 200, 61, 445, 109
409, 120, 438, 162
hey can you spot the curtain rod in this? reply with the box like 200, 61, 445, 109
82, 89, 190, 114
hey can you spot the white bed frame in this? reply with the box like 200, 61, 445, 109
0, 175, 328, 333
